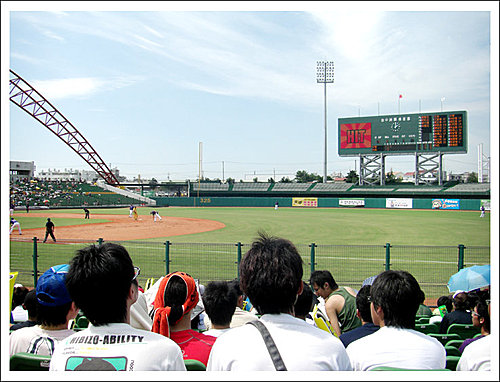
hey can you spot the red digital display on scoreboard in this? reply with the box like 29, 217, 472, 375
340, 122, 372, 149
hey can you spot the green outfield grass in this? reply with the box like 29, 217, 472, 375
15, 206, 490, 246
10, 207, 490, 299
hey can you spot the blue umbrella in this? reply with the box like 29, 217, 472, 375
447, 264, 490, 292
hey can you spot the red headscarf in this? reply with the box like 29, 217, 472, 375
151, 271, 199, 337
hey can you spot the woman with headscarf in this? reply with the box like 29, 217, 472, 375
151, 271, 216, 366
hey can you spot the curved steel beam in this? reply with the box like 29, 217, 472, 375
9, 69, 120, 186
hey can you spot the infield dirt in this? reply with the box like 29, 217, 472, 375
14, 212, 225, 241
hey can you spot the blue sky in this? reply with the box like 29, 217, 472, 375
3, 2, 498, 182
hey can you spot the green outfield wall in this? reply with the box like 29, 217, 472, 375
154, 196, 485, 211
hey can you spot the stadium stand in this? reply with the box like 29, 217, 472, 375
192, 183, 230, 191
270, 183, 312, 191
442, 183, 491, 193
349, 187, 396, 192
309, 183, 354, 192
231, 183, 271, 191
10, 179, 139, 209
394, 187, 443, 192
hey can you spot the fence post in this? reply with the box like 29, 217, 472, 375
236, 242, 242, 280
164, 241, 171, 275
32, 237, 38, 287
457, 244, 465, 271
97, 238, 103, 246
384, 243, 391, 271
309, 243, 317, 276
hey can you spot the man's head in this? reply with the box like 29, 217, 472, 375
23, 289, 38, 321
36, 264, 75, 327
239, 232, 303, 315
228, 279, 245, 309
66, 243, 138, 326
471, 300, 490, 333
369, 270, 422, 329
452, 292, 468, 311
355, 285, 373, 324
309, 270, 338, 300
436, 295, 453, 313
294, 282, 314, 320
202, 281, 238, 328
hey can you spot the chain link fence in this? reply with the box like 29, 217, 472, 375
10, 237, 490, 300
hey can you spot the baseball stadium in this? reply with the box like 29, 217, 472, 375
9, 70, 491, 305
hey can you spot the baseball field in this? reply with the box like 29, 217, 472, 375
9, 206, 491, 299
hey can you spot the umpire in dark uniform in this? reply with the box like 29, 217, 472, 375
43, 218, 56, 243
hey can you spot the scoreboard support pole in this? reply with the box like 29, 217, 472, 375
414, 152, 443, 186
359, 154, 385, 186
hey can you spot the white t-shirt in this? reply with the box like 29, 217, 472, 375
11, 305, 29, 323
10, 325, 75, 356
204, 307, 258, 330
346, 325, 446, 370
203, 328, 231, 338
456, 334, 491, 371
49, 323, 186, 371
207, 313, 352, 371
130, 291, 153, 331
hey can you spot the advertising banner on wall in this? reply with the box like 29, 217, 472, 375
480, 200, 491, 211
431, 199, 460, 210
339, 198, 365, 207
292, 197, 318, 207
386, 198, 413, 209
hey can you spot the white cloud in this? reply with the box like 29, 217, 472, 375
30, 76, 141, 100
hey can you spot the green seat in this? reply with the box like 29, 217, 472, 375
75, 315, 90, 329
414, 323, 439, 335
447, 323, 480, 340
445, 339, 465, 349
184, 359, 206, 371
429, 333, 462, 346
473, 332, 483, 339
10, 352, 51, 371
445, 355, 461, 371
416, 317, 430, 324
444, 346, 461, 357
370, 366, 450, 371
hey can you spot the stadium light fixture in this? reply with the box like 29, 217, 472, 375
317, 61, 334, 183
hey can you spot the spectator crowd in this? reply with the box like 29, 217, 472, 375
9, 233, 492, 372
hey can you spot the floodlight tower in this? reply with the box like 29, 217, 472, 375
317, 61, 334, 183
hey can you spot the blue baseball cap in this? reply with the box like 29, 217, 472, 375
36, 264, 72, 307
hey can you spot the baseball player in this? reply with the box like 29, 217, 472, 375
84, 207, 90, 219
150, 210, 162, 222
129, 204, 134, 218
480, 205, 485, 218
133, 206, 139, 221
9, 218, 22, 235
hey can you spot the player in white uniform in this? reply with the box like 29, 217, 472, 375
10, 218, 22, 235
150, 210, 162, 222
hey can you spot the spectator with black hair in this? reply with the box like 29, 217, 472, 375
207, 232, 351, 371
50, 243, 185, 371
204, 279, 258, 329
293, 282, 314, 321
439, 291, 472, 333
346, 270, 445, 370
11, 285, 29, 323
458, 299, 490, 353
339, 285, 380, 348
416, 289, 433, 317
10, 265, 78, 356
10, 289, 39, 331
457, 301, 491, 371
151, 271, 216, 366
310, 270, 361, 337
202, 280, 238, 337
430, 295, 453, 324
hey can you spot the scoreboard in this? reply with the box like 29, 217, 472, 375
338, 111, 467, 156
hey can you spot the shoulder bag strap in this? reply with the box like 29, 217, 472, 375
246, 320, 287, 371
